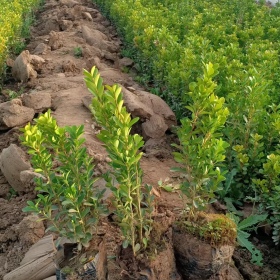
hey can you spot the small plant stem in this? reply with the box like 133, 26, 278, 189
126, 164, 137, 255
130, 196, 136, 255
76, 207, 86, 233
135, 169, 143, 243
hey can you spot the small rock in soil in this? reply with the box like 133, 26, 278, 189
143, 137, 173, 159
0, 144, 31, 192
122, 87, 153, 119
82, 45, 102, 59
100, 69, 133, 86
6, 58, 14, 67
82, 25, 107, 48
0, 99, 35, 130
58, 19, 73, 31
82, 95, 92, 110
60, 0, 79, 8
119, 57, 134, 67
82, 11, 93, 21
86, 56, 106, 71
0, 184, 10, 198
48, 31, 63, 50
22, 90, 52, 112
4, 235, 56, 280
142, 114, 168, 139
20, 170, 45, 192
62, 59, 78, 73
12, 50, 37, 82
30, 54, 46, 71
122, 87, 176, 139
21, 235, 56, 266
136, 90, 177, 129
33, 43, 48, 55
17, 214, 45, 246
58, 7, 76, 21
43, 18, 60, 35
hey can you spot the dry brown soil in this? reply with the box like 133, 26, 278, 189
0, 0, 280, 279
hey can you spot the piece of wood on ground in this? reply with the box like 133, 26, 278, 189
4, 235, 59, 280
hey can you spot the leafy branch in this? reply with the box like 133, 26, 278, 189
84, 66, 153, 255
172, 62, 229, 221
21, 110, 107, 250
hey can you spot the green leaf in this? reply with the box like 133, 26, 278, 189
122, 239, 129, 249
237, 230, 263, 266
83, 202, 94, 206
88, 218, 97, 225
81, 208, 90, 218
62, 200, 73, 206
142, 237, 148, 248
161, 185, 174, 192
134, 243, 141, 253
75, 225, 84, 237
171, 167, 186, 173
26, 201, 35, 207
22, 206, 37, 213
238, 214, 268, 231
223, 168, 237, 194
46, 225, 57, 233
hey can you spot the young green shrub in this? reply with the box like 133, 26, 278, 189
84, 66, 153, 256
21, 110, 107, 250
73, 46, 83, 58
253, 153, 280, 245
172, 62, 229, 221
6, 88, 24, 100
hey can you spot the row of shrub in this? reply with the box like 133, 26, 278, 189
93, 0, 280, 244
0, 0, 41, 75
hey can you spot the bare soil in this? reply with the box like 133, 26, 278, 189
0, 0, 280, 279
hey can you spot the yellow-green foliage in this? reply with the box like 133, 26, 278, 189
0, 0, 40, 73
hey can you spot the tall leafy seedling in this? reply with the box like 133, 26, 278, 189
173, 63, 229, 221
21, 110, 106, 250
84, 67, 153, 255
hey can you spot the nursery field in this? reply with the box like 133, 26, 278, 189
0, 0, 280, 279
95, 0, 280, 250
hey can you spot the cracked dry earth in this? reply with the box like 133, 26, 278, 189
1, 0, 280, 279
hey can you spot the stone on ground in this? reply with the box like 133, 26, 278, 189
136, 90, 177, 129
30, 55, 45, 71
0, 99, 35, 130
122, 87, 176, 139
33, 43, 48, 55
60, 0, 79, 8
82, 25, 107, 47
22, 91, 52, 113
17, 215, 45, 247
0, 144, 31, 192
48, 31, 63, 50
12, 51, 37, 82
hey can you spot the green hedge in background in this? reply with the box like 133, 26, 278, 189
94, 0, 280, 244
0, 0, 42, 75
